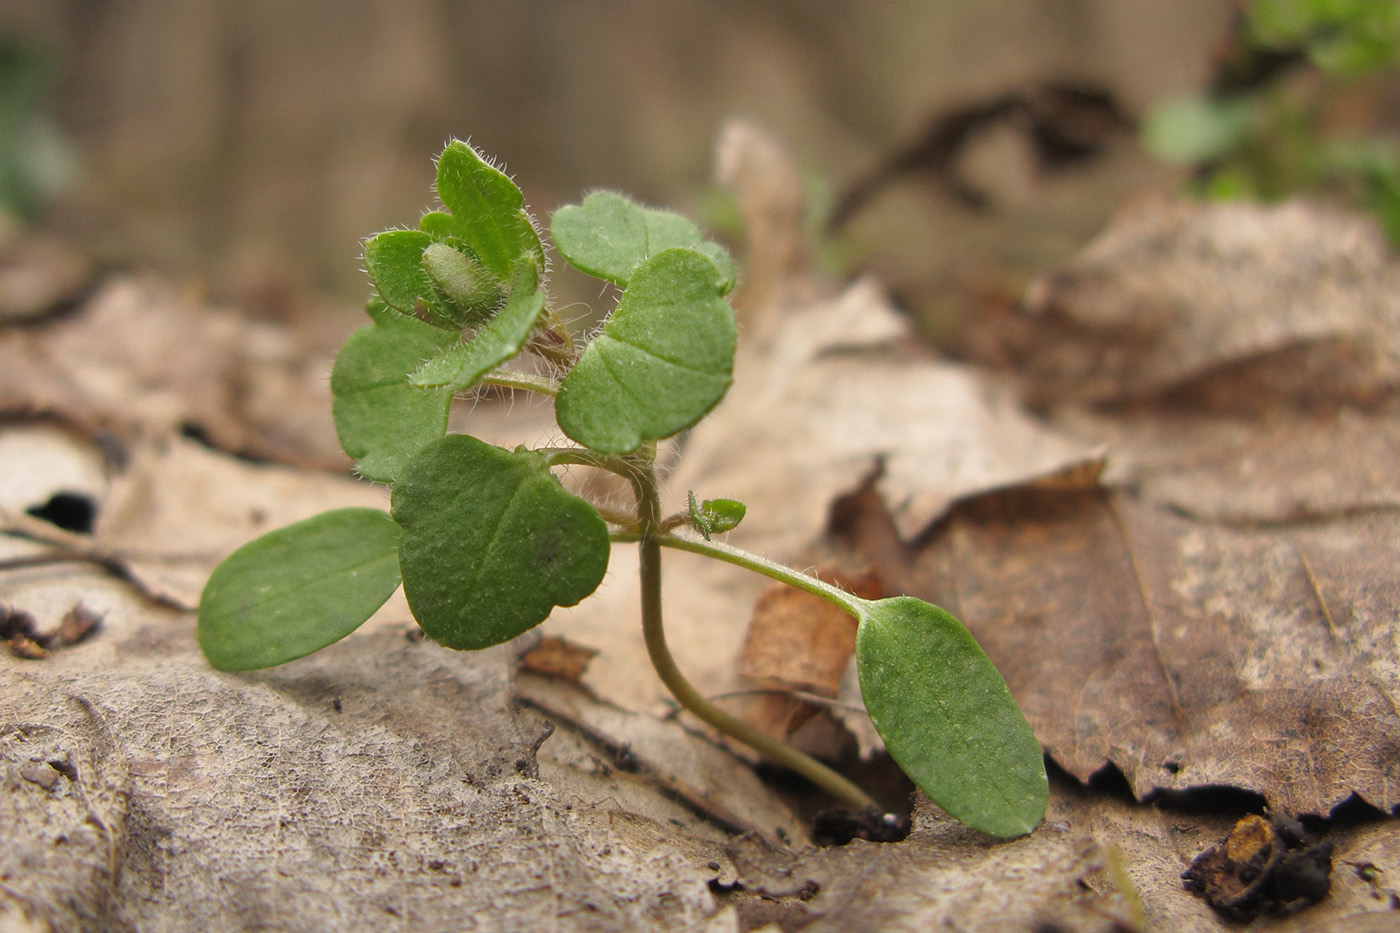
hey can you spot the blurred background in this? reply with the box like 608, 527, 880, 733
1, 1, 1397, 340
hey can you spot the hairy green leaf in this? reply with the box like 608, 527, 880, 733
392, 435, 610, 650
198, 508, 402, 671
555, 248, 736, 454
856, 596, 1047, 838
422, 241, 504, 319
430, 140, 542, 281
551, 190, 735, 293
363, 229, 459, 328
331, 307, 456, 483
410, 259, 545, 391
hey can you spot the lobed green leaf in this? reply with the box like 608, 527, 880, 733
198, 508, 403, 671
555, 248, 736, 454
430, 140, 543, 281
331, 306, 456, 483
391, 435, 610, 650
410, 258, 545, 392
855, 596, 1047, 838
551, 190, 735, 293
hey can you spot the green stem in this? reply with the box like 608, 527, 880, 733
478, 369, 559, 397
541, 447, 644, 483
627, 468, 877, 813
654, 532, 866, 617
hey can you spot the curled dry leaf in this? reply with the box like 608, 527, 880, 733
838, 198, 1400, 818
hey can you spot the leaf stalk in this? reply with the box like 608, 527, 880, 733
627, 464, 877, 812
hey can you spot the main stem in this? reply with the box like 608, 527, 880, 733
629, 462, 877, 813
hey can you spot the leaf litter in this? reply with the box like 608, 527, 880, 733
3, 119, 1400, 928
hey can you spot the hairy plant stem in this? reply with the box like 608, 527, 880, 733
627, 462, 878, 813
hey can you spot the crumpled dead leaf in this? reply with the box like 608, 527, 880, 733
838, 197, 1400, 819
0, 272, 346, 470
733, 566, 880, 758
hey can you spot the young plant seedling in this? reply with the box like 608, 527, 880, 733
197, 141, 1048, 839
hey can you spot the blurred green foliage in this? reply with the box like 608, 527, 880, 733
0, 38, 73, 223
1143, 0, 1400, 242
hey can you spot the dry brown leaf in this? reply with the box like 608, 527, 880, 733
0, 272, 345, 470
1019, 198, 1400, 409
518, 634, 599, 683
738, 566, 881, 697
833, 199, 1400, 819
838, 422, 1400, 817
734, 566, 880, 755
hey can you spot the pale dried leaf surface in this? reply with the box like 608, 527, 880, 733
1, 621, 736, 931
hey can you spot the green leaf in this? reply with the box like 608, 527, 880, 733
855, 596, 1047, 838
555, 248, 736, 454
551, 190, 735, 293
363, 229, 458, 328
688, 491, 745, 540
430, 140, 543, 281
391, 435, 610, 650
331, 308, 456, 483
198, 508, 403, 671
410, 259, 545, 391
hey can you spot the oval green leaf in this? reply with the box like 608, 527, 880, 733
555, 248, 736, 454
331, 307, 456, 483
198, 508, 403, 672
551, 190, 735, 293
391, 435, 610, 650
430, 140, 542, 281
410, 259, 545, 391
856, 596, 1047, 838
